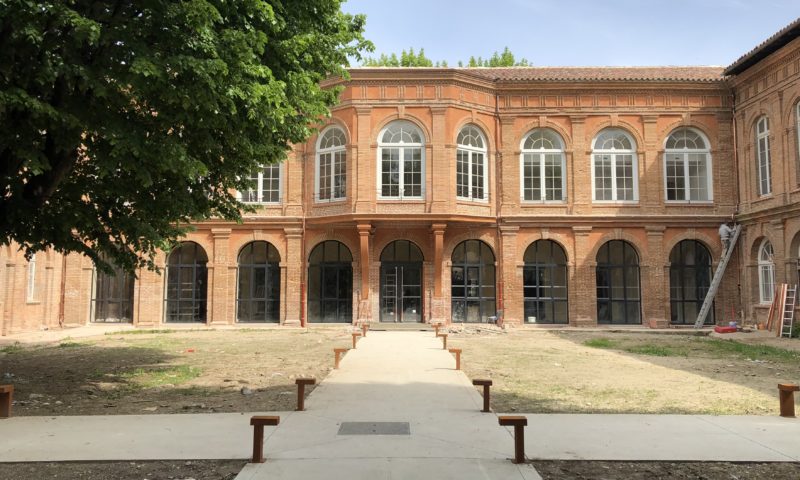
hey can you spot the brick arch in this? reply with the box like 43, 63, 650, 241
304, 234, 360, 265
310, 119, 353, 151
518, 234, 573, 266
781, 91, 800, 125
748, 232, 779, 264
659, 122, 717, 151
664, 231, 720, 264
586, 121, 644, 152
232, 238, 285, 263
744, 110, 772, 138
788, 227, 800, 259
452, 117, 495, 153
516, 119, 573, 152
372, 114, 431, 145
163, 238, 213, 264
374, 235, 430, 262
585, 231, 645, 265
444, 232, 498, 262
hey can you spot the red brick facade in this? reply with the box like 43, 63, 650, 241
4, 20, 800, 334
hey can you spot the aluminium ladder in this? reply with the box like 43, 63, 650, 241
694, 224, 742, 328
780, 285, 796, 338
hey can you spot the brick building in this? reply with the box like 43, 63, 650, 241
3, 19, 800, 335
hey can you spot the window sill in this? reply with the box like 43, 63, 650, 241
456, 198, 490, 205
520, 201, 568, 206
752, 195, 774, 204
314, 199, 348, 205
664, 201, 715, 206
26, 300, 41, 305
591, 201, 639, 206
377, 198, 425, 203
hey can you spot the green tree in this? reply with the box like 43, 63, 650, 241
0, 0, 370, 273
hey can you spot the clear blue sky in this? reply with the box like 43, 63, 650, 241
342, 0, 800, 67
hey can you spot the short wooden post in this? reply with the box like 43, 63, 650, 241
295, 378, 316, 411
498, 416, 527, 464
439, 333, 448, 349
250, 415, 280, 463
361, 323, 369, 337
448, 348, 462, 370
472, 379, 492, 412
351, 332, 362, 349
0, 385, 13, 418
778, 383, 799, 418
334, 348, 348, 369
434, 324, 441, 336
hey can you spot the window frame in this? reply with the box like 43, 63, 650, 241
456, 125, 489, 202
519, 129, 567, 204
591, 129, 639, 203
376, 121, 426, 200
756, 116, 771, 197
240, 163, 283, 205
796, 103, 800, 184
315, 126, 348, 203
758, 239, 775, 304
663, 128, 713, 204
26, 253, 37, 302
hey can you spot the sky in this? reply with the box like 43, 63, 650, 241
341, 0, 800, 67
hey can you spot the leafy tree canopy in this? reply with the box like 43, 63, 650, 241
363, 47, 528, 68
0, 0, 371, 273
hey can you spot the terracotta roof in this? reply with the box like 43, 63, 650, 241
458, 66, 725, 83
724, 17, 800, 76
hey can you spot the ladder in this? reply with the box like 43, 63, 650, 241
780, 285, 796, 338
694, 224, 742, 328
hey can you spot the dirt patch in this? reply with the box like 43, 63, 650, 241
0, 328, 354, 416
532, 460, 800, 479
449, 329, 800, 415
2, 459, 246, 480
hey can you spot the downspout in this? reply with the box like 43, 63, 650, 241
731, 88, 744, 322
494, 91, 504, 322
57, 254, 66, 328
300, 146, 307, 327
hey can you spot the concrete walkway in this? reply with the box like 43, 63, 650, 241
0, 330, 798, 478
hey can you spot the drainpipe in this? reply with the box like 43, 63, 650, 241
494, 91, 504, 320
57, 254, 66, 328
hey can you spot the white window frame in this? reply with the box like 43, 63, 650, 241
756, 116, 771, 196
456, 125, 489, 202
796, 103, 800, 180
27, 253, 37, 302
591, 129, 639, 203
315, 127, 347, 203
376, 121, 425, 200
240, 163, 283, 204
663, 128, 713, 203
758, 239, 775, 304
519, 129, 567, 203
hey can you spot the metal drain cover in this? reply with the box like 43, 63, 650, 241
338, 422, 410, 435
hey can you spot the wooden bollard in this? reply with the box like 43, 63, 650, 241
448, 348, 462, 370
0, 385, 13, 418
778, 383, 799, 418
498, 416, 527, 464
295, 378, 316, 411
334, 348, 348, 369
434, 324, 441, 336
472, 379, 492, 412
361, 323, 369, 337
250, 415, 280, 463
351, 332, 362, 349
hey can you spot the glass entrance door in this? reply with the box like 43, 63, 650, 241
380, 263, 422, 322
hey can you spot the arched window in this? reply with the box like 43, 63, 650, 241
758, 239, 775, 304
308, 241, 353, 323
669, 240, 713, 325
664, 128, 712, 202
451, 240, 496, 323
380, 240, 424, 323
316, 127, 347, 202
92, 257, 134, 323
165, 242, 208, 323
796, 103, 800, 182
523, 240, 568, 324
521, 129, 566, 202
596, 240, 640, 324
456, 125, 488, 201
756, 116, 771, 196
237, 241, 281, 323
592, 129, 638, 202
242, 164, 281, 204
378, 121, 424, 199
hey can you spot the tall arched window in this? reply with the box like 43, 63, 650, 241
592, 129, 638, 202
756, 116, 771, 196
758, 239, 775, 304
451, 240, 496, 323
664, 128, 712, 202
165, 242, 208, 323
523, 240, 568, 324
316, 127, 347, 202
237, 241, 281, 323
378, 121, 424, 199
92, 257, 135, 323
596, 240, 641, 324
669, 240, 713, 325
796, 103, 800, 182
456, 125, 488, 201
308, 241, 353, 323
520, 129, 566, 202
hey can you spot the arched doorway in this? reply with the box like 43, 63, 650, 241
669, 240, 713, 325
380, 240, 424, 323
165, 242, 208, 323
92, 258, 134, 323
523, 240, 568, 324
596, 240, 641, 324
451, 240, 496, 323
237, 241, 281, 323
307, 241, 353, 323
